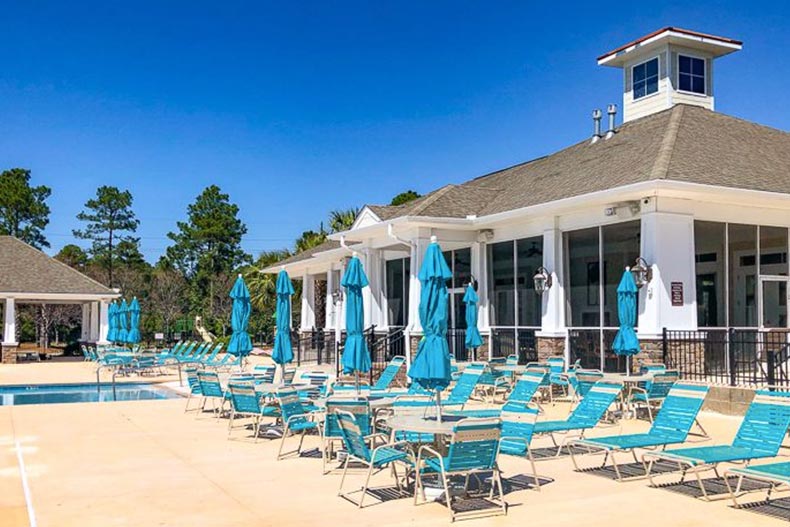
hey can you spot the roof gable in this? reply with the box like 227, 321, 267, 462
0, 236, 115, 296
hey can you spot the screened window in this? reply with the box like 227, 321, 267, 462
694, 221, 726, 327
487, 236, 543, 327
385, 258, 409, 326
488, 242, 515, 326
633, 57, 659, 99
516, 238, 543, 326
678, 55, 705, 94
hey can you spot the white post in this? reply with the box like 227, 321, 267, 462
471, 241, 489, 361
406, 233, 430, 362
325, 266, 336, 331
3, 298, 17, 346
363, 248, 384, 329
639, 209, 697, 338
539, 225, 566, 337
300, 273, 316, 331
81, 304, 90, 341
89, 302, 100, 342
98, 300, 110, 345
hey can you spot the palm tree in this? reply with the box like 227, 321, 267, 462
328, 207, 360, 233
294, 229, 327, 253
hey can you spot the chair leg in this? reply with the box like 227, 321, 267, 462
528, 451, 541, 491
253, 415, 261, 444
359, 463, 375, 508
338, 455, 351, 496
440, 469, 454, 522
495, 468, 507, 515
277, 424, 290, 460
227, 411, 235, 437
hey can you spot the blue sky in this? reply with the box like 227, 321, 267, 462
1, 1, 788, 261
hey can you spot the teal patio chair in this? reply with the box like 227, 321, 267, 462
414, 417, 507, 521
196, 370, 225, 419
276, 386, 323, 460
336, 410, 411, 508
506, 354, 519, 366
253, 364, 277, 384
387, 395, 435, 443
227, 382, 280, 442
183, 367, 202, 413
322, 398, 372, 474
282, 368, 296, 385
569, 382, 709, 481
532, 380, 623, 456
499, 402, 542, 490
639, 363, 667, 375
643, 388, 790, 500
628, 370, 680, 422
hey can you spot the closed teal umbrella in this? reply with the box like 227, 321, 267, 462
612, 268, 640, 364
127, 297, 141, 344
408, 238, 453, 418
117, 299, 129, 344
106, 302, 118, 343
463, 284, 483, 359
227, 274, 253, 357
341, 256, 371, 389
272, 270, 294, 366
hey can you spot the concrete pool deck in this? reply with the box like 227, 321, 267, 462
1, 360, 789, 526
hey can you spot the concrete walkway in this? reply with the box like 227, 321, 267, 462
1, 362, 788, 526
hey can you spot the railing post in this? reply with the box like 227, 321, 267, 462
661, 328, 668, 365
728, 328, 736, 387
767, 348, 777, 387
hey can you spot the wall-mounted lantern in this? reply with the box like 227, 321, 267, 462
331, 288, 344, 305
533, 266, 552, 294
631, 257, 653, 288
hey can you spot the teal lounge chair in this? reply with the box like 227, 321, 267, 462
568, 370, 604, 404
724, 461, 790, 508
335, 410, 411, 508
370, 355, 406, 393
569, 382, 709, 481
227, 382, 280, 442
532, 380, 623, 456
447, 369, 547, 418
276, 386, 323, 460
643, 389, 790, 500
197, 343, 224, 366
414, 417, 507, 521
253, 364, 276, 384
441, 362, 486, 408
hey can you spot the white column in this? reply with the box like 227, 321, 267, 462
407, 233, 431, 334
338, 259, 348, 332
639, 210, 697, 338
3, 298, 17, 346
539, 225, 566, 337
80, 304, 90, 341
471, 241, 489, 330
89, 302, 100, 342
300, 273, 316, 331
363, 248, 385, 329
325, 266, 336, 330
98, 300, 110, 345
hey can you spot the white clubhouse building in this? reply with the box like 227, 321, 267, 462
269, 28, 790, 373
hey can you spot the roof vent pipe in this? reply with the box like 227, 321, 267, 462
591, 109, 602, 144
605, 104, 617, 139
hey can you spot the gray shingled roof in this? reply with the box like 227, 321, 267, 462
0, 236, 115, 295
362, 105, 790, 219
267, 240, 342, 269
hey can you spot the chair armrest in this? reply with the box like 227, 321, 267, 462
415, 444, 443, 469
285, 410, 324, 426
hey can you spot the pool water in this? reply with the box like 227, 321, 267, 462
0, 383, 181, 406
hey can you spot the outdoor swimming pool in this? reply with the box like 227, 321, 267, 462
0, 383, 181, 406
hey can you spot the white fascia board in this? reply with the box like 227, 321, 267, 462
653, 180, 790, 208
0, 292, 120, 302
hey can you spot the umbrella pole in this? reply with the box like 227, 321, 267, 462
436, 389, 442, 423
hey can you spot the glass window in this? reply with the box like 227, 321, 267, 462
565, 227, 600, 327
602, 221, 641, 327
385, 258, 409, 326
759, 226, 788, 276
454, 248, 472, 289
694, 221, 726, 327
633, 57, 659, 100
488, 241, 515, 326
729, 224, 757, 327
679, 55, 705, 94
516, 237, 543, 327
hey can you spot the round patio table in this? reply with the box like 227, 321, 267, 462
385, 414, 465, 437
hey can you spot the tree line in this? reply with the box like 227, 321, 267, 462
0, 168, 420, 348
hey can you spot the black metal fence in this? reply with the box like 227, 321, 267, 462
367, 327, 406, 384
490, 328, 538, 364
567, 329, 626, 372
447, 328, 471, 361
293, 328, 338, 366
663, 328, 790, 386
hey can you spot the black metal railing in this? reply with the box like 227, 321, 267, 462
490, 328, 538, 364
293, 327, 337, 366
335, 326, 375, 376
447, 328, 470, 361
663, 328, 790, 386
367, 326, 406, 384
567, 329, 624, 372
